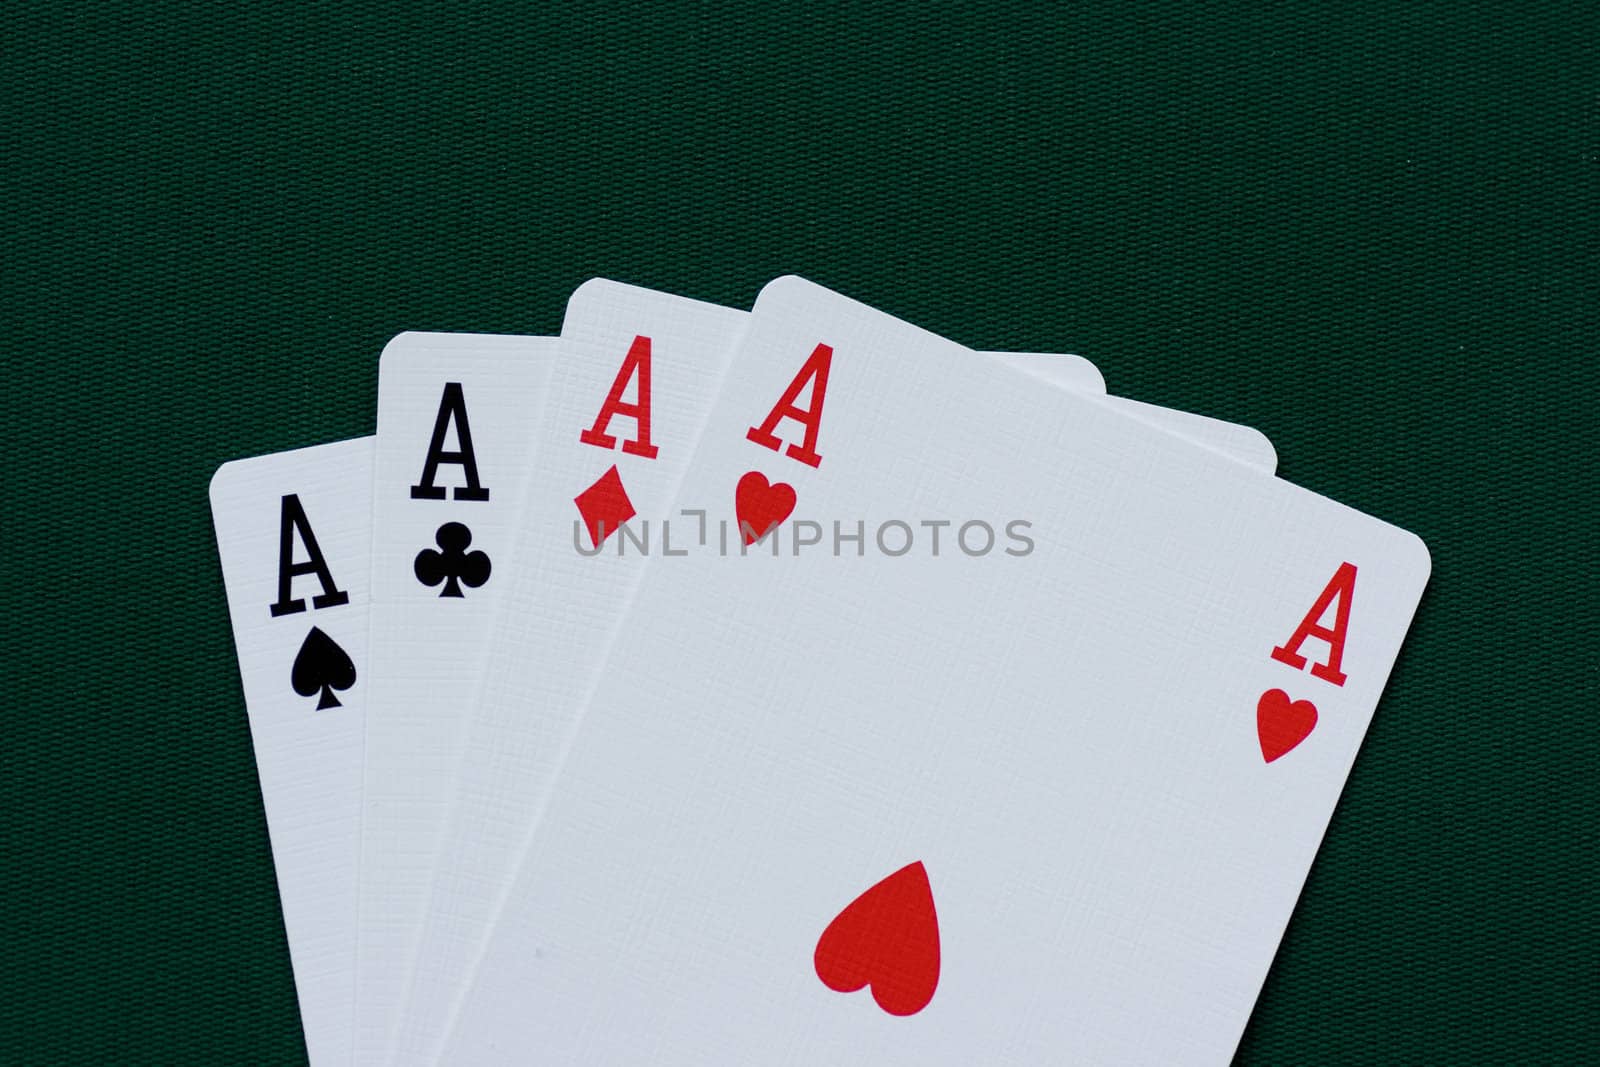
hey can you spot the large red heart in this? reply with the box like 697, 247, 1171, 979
1257, 688, 1318, 763
813, 861, 940, 1017
735, 470, 796, 545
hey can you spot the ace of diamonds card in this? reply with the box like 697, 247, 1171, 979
444, 277, 1429, 1064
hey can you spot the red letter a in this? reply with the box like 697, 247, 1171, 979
746, 343, 833, 469
1270, 562, 1357, 687
579, 335, 659, 459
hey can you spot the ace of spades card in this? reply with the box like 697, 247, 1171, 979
210, 437, 373, 1067
441, 278, 1429, 1065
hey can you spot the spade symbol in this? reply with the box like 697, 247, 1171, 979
414, 521, 492, 598
291, 626, 357, 710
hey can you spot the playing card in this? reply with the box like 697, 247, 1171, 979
440, 277, 1429, 1065
210, 437, 373, 1067
391, 283, 1278, 1062
356, 332, 556, 1065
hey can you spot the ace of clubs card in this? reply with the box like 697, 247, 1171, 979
357, 331, 555, 1064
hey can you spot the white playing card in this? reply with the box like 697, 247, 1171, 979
356, 332, 556, 1065
391, 283, 1278, 1063
440, 277, 1428, 1065
210, 437, 373, 1067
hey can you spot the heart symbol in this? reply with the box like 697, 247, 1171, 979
1257, 688, 1318, 763
735, 470, 796, 545
814, 861, 940, 1017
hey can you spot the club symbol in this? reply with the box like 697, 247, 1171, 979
414, 521, 491, 598
290, 626, 356, 710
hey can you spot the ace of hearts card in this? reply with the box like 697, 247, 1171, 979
440, 277, 1429, 1065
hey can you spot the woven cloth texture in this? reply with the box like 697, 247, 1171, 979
3, 3, 1595, 1063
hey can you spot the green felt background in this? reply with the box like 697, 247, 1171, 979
5, 3, 1595, 1062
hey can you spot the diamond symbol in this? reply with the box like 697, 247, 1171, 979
574, 465, 636, 548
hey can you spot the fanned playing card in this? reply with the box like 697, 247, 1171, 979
210, 437, 373, 1067
356, 331, 555, 1065
393, 282, 1278, 1062
440, 278, 1428, 1064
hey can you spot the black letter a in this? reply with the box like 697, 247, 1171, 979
410, 382, 489, 502
269, 494, 350, 617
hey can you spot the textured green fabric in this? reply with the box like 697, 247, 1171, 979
4, 3, 1594, 1062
